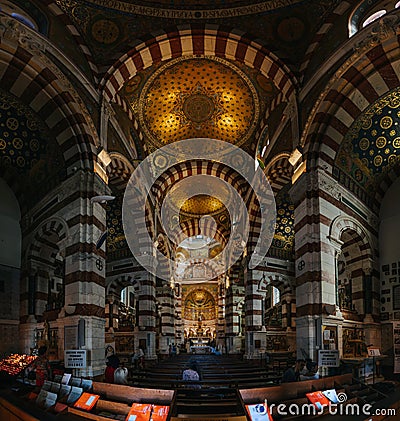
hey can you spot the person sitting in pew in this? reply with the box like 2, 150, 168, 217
281, 359, 305, 383
300, 361, 319, 381
182, 360, 201, 389
114, 365, 128, 384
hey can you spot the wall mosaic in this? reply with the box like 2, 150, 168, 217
335, 87, 400, 194
105, 194, 128, 252
0, 90, 65, 205
268, 187, 294, 260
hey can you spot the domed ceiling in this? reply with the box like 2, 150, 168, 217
334, 87, 400, 195
0, 90, 66, 206
127, 56, 259, 149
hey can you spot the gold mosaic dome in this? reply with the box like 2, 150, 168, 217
166, 175, 231, 217
138, 56, 259, 148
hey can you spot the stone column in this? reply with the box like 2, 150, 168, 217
174, 283, 183, 346
59, 171, 107, 377
290, 170, 338, 360
244, 268, 263, 358
217, 278, 225, 344
136, 259, 157, 359
157, 285, 175, 355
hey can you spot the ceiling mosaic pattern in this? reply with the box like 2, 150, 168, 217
0, 92, 47, 172
0, 90, 65, 205
180, 195, 224, 216
269, 188, 294, 260
106, 194, 128, 252
335, 88, 400, 193
133, 57, 259, 148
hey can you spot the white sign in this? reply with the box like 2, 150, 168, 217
64, 350, 87, 368
367, 347, 381, 357
318, 350, 340, 367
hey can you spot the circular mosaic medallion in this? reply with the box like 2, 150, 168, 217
91, 19, 119, 44
182, 94, 215, 123
359, 138, 369, 150
361, 117, 372, 130
374, 155, 383, 166
376, 136, 387, 148
380, 116, 392, 129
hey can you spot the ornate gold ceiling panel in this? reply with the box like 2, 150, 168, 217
180, 195, 224, 216
132, 56, 259, 148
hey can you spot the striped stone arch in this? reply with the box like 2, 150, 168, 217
299, 1, 352, 80
329, 215, 373, 262
107, 152, 134, 191
172, 219, 228, 248
258, 273, 294, 294
42, 0, 99, 83
151, 160, 249, 203
27, 217, 69, 264
184, 258, 222, 276
264, 153, 293, 194
301, 16, 400, 176
101, 25, 297, 129
0, 16, 99, 172
106, 275, 140, 299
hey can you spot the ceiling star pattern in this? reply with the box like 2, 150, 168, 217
335, 88, 400, 193
269, 188, 294, 260
135, 56, 259, 148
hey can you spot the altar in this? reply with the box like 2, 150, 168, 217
190, 345, 211, 354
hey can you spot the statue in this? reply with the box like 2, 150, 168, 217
43, 319, 50, 342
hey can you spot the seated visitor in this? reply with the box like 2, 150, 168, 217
132, 347, 145, 369
281, 359, 305, 383
182, 361, 201, 389
114, 365, 128, 384
300, 361, 319, 380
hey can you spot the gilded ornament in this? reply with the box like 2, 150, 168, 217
361, 117, 372, 129
388, 154, 397, 165
6, 117, 18, 130
12, 138, 23, 149
376, 136, 387, 148
393, 137, 400, 148
359, 138, 369, 150
380, 116, 393, 129
374, 155, 383, 166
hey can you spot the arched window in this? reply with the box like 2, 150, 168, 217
272, 286, 280, 306
348, 0, 395, 37
0, 2, 39, 31
362, 9, 387, 27
11, 12, 35, 29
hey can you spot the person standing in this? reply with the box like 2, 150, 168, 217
32, 346, 52, 388
105, 354, 120, 383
